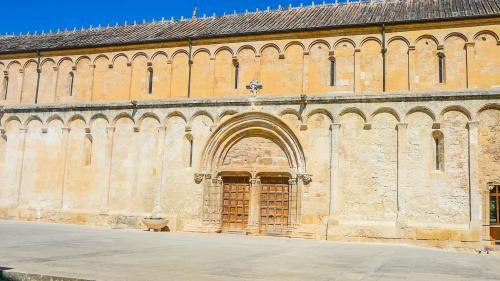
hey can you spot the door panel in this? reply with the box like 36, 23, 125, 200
260, 177, 289, 235
221, 177, 250, 232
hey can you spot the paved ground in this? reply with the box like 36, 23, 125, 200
0, 220, 499, 281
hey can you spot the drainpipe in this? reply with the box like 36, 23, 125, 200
381, 24, 387, 92
187, 38, 193, 98
34, 50, 42, 104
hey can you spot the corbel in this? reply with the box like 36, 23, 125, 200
363, 123, 372, 130
432, 122, 441, 129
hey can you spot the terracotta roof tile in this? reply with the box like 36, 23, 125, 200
0, 0, 498, 54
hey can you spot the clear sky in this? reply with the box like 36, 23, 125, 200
1, 0, 347, 35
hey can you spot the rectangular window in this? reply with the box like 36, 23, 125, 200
491, 185, 499, 224
148, 68, 154, 94
438, 56, 445, 83
234, 64, 239, 89
330, 59, 336, 86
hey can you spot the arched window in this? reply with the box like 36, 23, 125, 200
233, 59, 239, 89
68, 72, 74, 96
147, 67, 154, 94
438, 52, 446, 83
84, 134, 93, 166
432, 130, 444, 171
2, 76, 8, 100
329, 57, 336, 86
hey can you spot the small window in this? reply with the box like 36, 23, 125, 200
491, 185, 499, 224
2, 76, 8, 100
433, 130, 444, 171
329, 57, 336, 86
233, 59, 239, 89
68, 72, 74, 96
438, 53, 445, 83
184, 134, 194, 168
147, 67, 154, 94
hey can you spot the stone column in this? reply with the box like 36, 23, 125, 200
211, 176, 223, 232
101, 126, 115, 214
15, 128, 27, 207
467, 121, 483, 240
289, 177, 299, 226
154, 126, 167, 217
302, 51, 310, 94
59, 127, 71, 210
329, 123, 341, 216
396, 123, 408, 220
465, 42, 475, 89
354, 48, 361, 93
247, 177, 261, 234
408, 46, 416, 91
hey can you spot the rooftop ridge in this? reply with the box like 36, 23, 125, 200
0, 0, 394, 38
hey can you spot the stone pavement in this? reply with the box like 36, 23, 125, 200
0, 220, 499, 281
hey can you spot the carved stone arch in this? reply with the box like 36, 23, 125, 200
7, 60, 22, 70
439, 105, 472, 122
308, 39, 331, 52
165, 111, 187, 125
473, 30, 499, 42
284, 41, 305, 53
236, 45, 257, 56
339, 107, 368, 123
360, 37, 382, 48
89, 113, 110, 126
333, 38, 356, 49
444, 32, 469, 43
131, 52, 149, 62
57, 57, 74, 67
216, 109, 239, 124
23, 115, 43, 128
40, 58, 56, 67
92, 54, 109, 64
478, 103, 500, 114
22, 59, 38, 69
279, 108, 303, 122
192, 48, 211, 58
371, 107, 401, 122
259, 43, 282, 56
46, 114, 64, 126
405, 106, 437, 122
151, 51, 169, 62
65, 114, 87, 127
214, 46, 234, 58
171, 49, 189, 60
387, 36, 411, 47
1, 115, 22, 127
189, 110, 215, 127
0, 61, 4, 68
75, 56, 92, 66
414, 34, 440, 46
199, 112, 307, 176
112, 53, 130, 64
305, 108, 334, 124
112, 112, 135, 127
137, 112, 161, 127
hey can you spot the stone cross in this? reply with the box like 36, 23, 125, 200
246, 79, 263, 97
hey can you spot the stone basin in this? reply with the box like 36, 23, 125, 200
142, 218, 169, 232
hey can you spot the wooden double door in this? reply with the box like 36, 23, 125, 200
221, 176, 290, 235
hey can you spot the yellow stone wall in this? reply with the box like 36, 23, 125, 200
0, 18, 499, 105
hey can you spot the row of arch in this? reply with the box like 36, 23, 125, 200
2, 103, 498, 130
0, 29, 499, 104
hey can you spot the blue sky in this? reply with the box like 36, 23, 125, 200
1, 0, 347, 35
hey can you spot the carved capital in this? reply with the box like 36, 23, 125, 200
194, 173, 205, 184
85, 127, 91, 134
298, 174, 312, 184
432, 122, 441, 130
0, 128, 6, 136
249, 177, 261, 185
212, 176, 222, 185
41, 127, 48, 134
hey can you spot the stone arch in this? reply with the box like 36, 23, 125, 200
171, 49, 189, 60
415, 34, 441, 46
439, 105, 472, 121
199, 112, 307, 176
473, 30, 499, 42
75, 56, 92, 66
478, 103, 500, 114
371, 107, 401, 122
192, 48, 211, 58
283, 41, 305, 53
444, 32, 469, 42
339, 107, 367, 123
66, 114, 87, 127
279, 108, 303, 122
112, 53, 130, 64
56, 57, 73, 67
112, 113, 135, 126
40, 58, 56, 68
7, 60, 22, 70
151, 51, 169, 62
92, 54, 110, 65
333, 38, 356, 49
259, 43, 281, 56
137, 112, 161, 128
308, 39, 331, 52
236, 45, 257, 56
165, 111, 187, 125
23, 115, 43, 128
214, 46, 234, 58
131, 52, 149, 62
305, 108, 334, 124
216, 109, 239, 124
387, 36, 410, 46
360, 37, 382, 48
189, 111, 215, 127
89, 113, 110, 126
1, 115, 22, 127
46, 114, 64, 126
405, 106, 437, 122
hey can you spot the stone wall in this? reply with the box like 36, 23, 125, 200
0, 90, 499, 249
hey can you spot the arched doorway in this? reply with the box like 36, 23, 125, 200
194, 112, 310, 235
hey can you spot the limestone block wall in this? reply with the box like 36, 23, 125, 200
0, 90, 499, 249
0, 19, 499, 106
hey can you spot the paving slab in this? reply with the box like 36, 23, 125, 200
0, 220, 499, 281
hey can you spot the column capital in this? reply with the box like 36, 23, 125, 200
297, 174, 312, 184
330, 123, 341, 130
466, 120, 480, 129
249, 177, 261, 185
61, 127, 71, 132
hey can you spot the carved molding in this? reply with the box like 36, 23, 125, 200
297, 174, 312, 184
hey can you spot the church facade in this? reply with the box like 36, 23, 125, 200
0, 0, 499, 250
